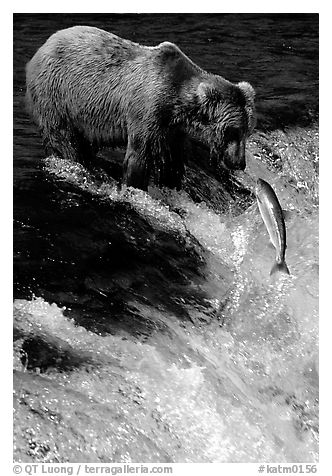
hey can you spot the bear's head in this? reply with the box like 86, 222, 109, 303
191, 78, 256, 171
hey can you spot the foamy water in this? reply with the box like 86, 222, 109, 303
14, 127, 318, 463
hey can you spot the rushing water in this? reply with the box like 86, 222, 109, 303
13, 14, 319, 463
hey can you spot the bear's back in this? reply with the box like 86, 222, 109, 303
27, 26, 202, 85
27, 25, 143, 70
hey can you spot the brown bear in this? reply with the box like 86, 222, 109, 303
25, 25, 255, 190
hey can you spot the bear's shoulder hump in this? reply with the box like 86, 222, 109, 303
154, 41, 183, 59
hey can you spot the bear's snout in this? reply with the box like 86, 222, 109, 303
222, 140, 246, 171
233, 160, 246, 171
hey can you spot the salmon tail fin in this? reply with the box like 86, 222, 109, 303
270, 261, 290, 276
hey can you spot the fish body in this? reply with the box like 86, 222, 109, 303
255, 178, 290, 276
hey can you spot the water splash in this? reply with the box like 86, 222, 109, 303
15, 127, 318, 463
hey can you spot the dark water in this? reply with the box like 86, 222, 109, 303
13, 14, 319, 463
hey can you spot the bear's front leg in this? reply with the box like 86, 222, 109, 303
123, 138, 150, 191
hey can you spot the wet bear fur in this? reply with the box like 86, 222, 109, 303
26, 25, 256, 190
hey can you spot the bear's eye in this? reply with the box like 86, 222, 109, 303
224, 127, 240, 143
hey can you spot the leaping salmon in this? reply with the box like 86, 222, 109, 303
255, 178, 290, 276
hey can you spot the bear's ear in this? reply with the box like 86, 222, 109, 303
197, 82, 214, 102
237, 81, 255, 104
